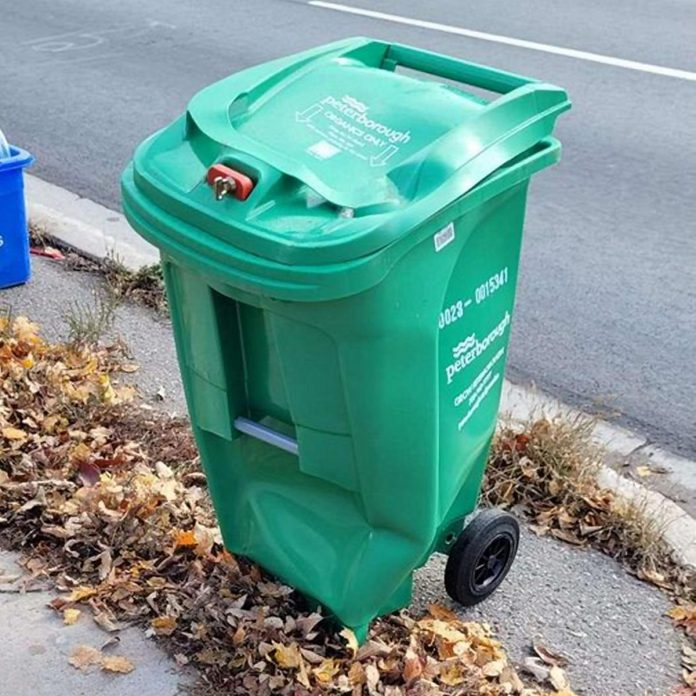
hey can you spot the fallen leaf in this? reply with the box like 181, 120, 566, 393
69, 644, 102, 671
67, 586, 97, 603
439, 662, 465, 686
2, 427, 27, 441
151, 615, 177, 636
93, 611, 121, 633
102, 655, 135, 674
482, 659, 506, 677
78, 459, 101, 487
522, 656, 550, 682
533, 638, 568, 667
313, 658, 339, 684
63, 608, 82, 625
427, 604, 459, 622
668, 604, 696, 635
403, 649, 424, 683
348, 661, 366, 686
339, 627, 358, 656
549, 665, 570, 690
635, 465, 652, 478
273, 642, 302, 669
174, 529, 197, 549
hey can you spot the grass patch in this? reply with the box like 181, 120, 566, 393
63, 291, 119, 346
102, 255, 167, 312
483, 416, 692, 596
28, 222, 167, 313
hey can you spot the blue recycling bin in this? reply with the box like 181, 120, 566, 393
0, 147, 34, 289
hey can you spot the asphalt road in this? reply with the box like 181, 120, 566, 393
3, 257, 683, 695
2, 0, 696, 456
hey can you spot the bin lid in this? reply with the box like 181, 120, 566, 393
130, 38, 569, 265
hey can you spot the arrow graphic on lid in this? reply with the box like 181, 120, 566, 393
295, 104, 323, 123
369, 145, 398, 167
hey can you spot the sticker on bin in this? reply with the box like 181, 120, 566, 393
434, 222, 455, 252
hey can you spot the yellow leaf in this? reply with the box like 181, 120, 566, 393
63, 608, 82, 625
635, 465, 652, 478
668, 605, 696, 621
439, 662, 465, 686
151, 615, 177, 636
69, 442, 93, 464
69, 645, 102, 671
20, 356, 34, 369
313, 658, 339, 684
67, 586, 97, 602
273, 642, 302, 669
339, 627, 358, 656
102, 655, 135, 674
482, 658, 506, 677
13, 317, 40, 343
2, 427, 27, 441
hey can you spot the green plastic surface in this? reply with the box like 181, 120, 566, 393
121, 38, 570, 640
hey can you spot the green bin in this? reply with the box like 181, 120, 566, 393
122, 38, 570, 640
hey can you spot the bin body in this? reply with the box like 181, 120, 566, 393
0, 147, 33, 289
122, 38, 569, 638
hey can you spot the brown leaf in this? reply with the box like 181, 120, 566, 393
669, 605, 696, 636
151, 615, 178, 636
403, 649, 424, 683
427, 604, 459, 622
93, 611, 121, 633
348, 661, 366, 686
78, 459, 101, 487
533, 638, 568, 667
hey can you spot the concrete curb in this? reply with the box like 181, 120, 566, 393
25, 175, 696, 570
501, 382, 696, 569
26, 174, 159, 271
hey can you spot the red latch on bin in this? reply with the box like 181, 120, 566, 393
206, 164, 254, 201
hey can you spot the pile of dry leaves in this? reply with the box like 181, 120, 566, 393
0, 315, 571, 695
483, 417, 696, 693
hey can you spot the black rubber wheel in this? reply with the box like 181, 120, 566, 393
444, 509, 519, 606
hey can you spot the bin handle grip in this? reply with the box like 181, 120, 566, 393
382, 43, 534, 94
382, 47, 571, 202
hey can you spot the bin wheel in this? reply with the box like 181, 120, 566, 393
444, 509, 519, 606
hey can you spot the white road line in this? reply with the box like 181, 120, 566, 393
309, 1, 696, 82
